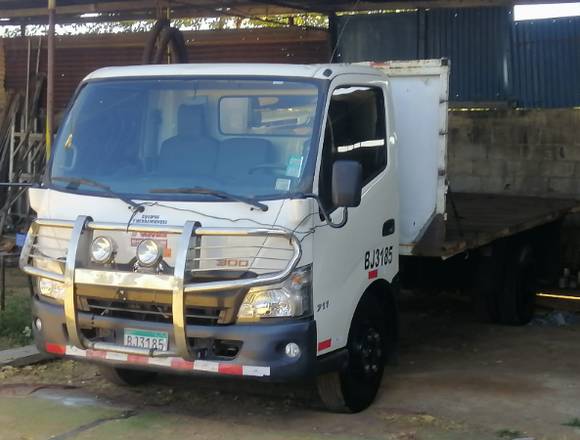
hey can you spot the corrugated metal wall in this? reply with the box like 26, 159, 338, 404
3, 28, 330, 112
425, 7, 512, 102
512, 17, 580, 108
3, 15, 580, 109
336, 9, 580, 108
335, 12, 419, 61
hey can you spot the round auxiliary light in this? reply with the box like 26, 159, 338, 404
285, 342, 301, 359
136, 239, 162, 267
90, 236, 114, 264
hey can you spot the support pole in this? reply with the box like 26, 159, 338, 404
328, 12, 338, 63
46, 0, 55, 158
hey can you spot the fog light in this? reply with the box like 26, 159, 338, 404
34, 317, 42, 332
136, 239, 162, 267
90, 236, 115, 264
285, 342, 301, 358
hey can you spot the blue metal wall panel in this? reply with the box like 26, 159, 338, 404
335, 12, 419, 62
512, 17, 580, 108
425, 7, 512, 102
335, 8, 580, 108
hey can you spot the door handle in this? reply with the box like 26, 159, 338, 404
382, 219, 395, 237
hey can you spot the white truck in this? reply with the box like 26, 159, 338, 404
19, 60, 579, 412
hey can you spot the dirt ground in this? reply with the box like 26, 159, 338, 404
1, 291, 580, 440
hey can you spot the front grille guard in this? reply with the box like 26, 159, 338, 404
20, 215, 302, 360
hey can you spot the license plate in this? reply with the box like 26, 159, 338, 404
123, 328, 169, 352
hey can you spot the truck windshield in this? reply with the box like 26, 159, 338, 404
50, 77, 321, 200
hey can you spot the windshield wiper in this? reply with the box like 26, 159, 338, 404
52, 176, 144, 211
149, 186, 268, 212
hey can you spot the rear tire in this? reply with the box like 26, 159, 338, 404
472, 241, 508, 323
498, 244, 536, 325
98, 365, 158, 386
317, 295, 389, 413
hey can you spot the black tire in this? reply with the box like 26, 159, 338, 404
170, 27, 189, 63
142, 19, 170, 64
98, 365, 158, 386
153, 27, 188, 64
317, 295, 389, 413
472, 243, 506, 323
497, 244, 536, 325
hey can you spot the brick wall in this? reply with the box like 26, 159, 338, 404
447, 108, 580, 199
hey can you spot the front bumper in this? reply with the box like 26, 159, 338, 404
32, 298, 317, 381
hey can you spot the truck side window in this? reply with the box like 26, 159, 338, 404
319, 86, 387, 211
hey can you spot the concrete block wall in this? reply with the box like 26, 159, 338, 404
448, 108, 580, 270
447, 108, 580, 199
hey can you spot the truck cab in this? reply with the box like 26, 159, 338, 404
21, 62, 445, 412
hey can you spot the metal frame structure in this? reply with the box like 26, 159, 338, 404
0, 0, 570, 161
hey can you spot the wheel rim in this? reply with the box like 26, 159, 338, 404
350, 323, 383, 381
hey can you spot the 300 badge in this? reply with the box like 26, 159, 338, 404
364, 246, 393, 270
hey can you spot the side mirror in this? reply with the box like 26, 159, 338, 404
331, 160, 363, 208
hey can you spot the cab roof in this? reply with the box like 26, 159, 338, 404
83, 63, 385, 82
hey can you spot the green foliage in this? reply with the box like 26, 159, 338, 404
0, 13, 328, 37
0, 292, 32, 349
496, 429, 525, 439
563, 417, 580, 428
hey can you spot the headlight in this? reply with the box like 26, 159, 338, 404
90, 236, 115, 264
37, 278, 65, 302
33, 259, 65, 303
237, 265, 312, 321
136, 239, 162, 267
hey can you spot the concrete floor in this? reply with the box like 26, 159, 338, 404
1, 293, 580, 440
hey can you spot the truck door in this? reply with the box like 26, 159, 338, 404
313, 80, 399, 355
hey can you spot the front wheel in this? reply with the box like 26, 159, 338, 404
98, 365, 158, 386
317, 295, 389, 413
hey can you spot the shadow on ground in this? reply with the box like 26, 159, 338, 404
1, 292, 580, 440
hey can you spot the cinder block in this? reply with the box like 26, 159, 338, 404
512, 160, 541, 177
446, 109, 580, 199
447, 157, 474, 175
449, 175, 482, 193
540, 129, 569, 145
481, 176, 514, 194
548, 177, 578, 197
448, 142, 488, 161
514, 176, 550, 196
486, 144, 521, 161
555, 144, 580, 161
540, 161, 575, 178
520, 144, 556, 161
471, 160, 491, 177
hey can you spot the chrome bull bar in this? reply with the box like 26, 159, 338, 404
20, 215, 302, 359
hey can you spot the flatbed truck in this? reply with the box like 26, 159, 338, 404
19, 59, 580, 412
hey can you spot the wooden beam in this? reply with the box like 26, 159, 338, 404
0, 1, 296, 19
2, 27, 329, 49
0, 0, 577, 23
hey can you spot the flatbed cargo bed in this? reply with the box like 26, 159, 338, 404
414, 193, 580, 258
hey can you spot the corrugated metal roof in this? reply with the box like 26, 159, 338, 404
512, 16, 580, 108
